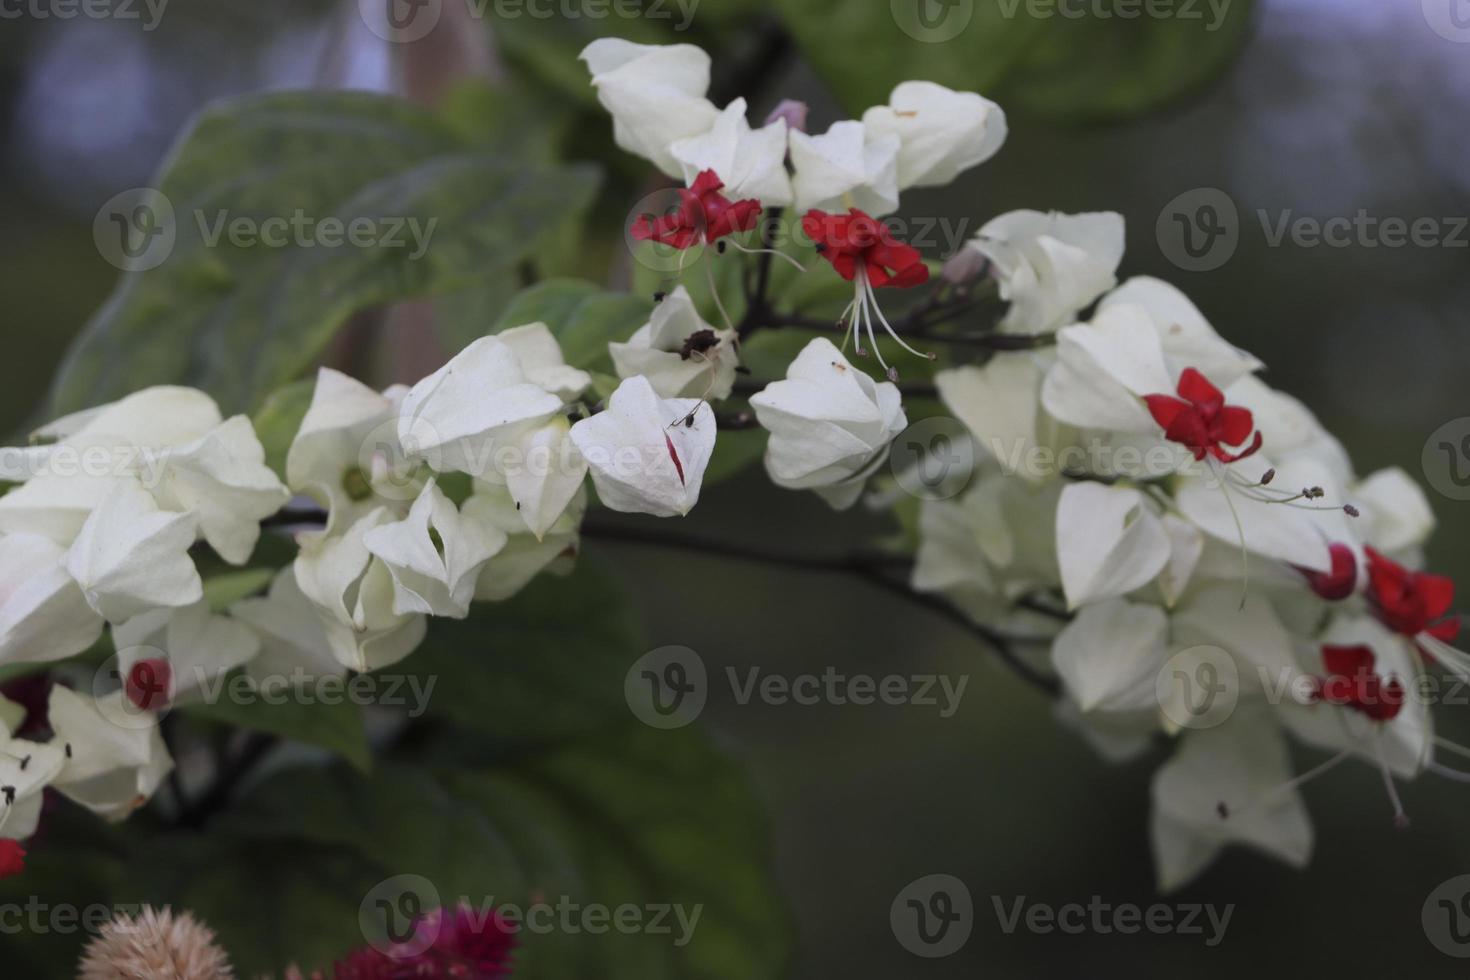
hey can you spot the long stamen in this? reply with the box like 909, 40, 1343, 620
721, 236, 806, 271
1427, 761, 1470, 783
862, 272, 933, 363
1372, 734, 1411, 829
848, 275, 866, 356
703, 248, 735, 333
858, 271, 891, 376
1417, 633, 1470, 681
1211, 458, 1252, 608
1221, 747, 1353, 821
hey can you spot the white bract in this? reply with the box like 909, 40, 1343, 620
609, 286, 739, 401
749, 339, 906, 509
969, 210, 1125, 334
569, 376, 714, 518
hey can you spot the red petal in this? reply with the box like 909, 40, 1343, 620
664, 434, 685, 487
1428, 617, 1462, 644
1217, 405, 1255, 447
0, 840, 24, 879
689, 169, 725, 197
1322, 644, 1377, 678
1418, 571, 1456, 621
1144, 394, 1191, 430
1215, 430, 1263, 464
1176, 368, 1224, 410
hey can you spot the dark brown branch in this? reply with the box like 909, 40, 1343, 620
582, 522, 1062, 697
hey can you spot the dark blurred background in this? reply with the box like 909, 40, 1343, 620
2, 0, 1468, 974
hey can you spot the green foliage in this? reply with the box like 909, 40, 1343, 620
251, 377, 316, 480
181, 679, 373, 773
50, 91, 601, 416
775, 0, 1256, 123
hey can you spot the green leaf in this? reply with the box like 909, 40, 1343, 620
202, 567, 276, 611
776, 0, 1255, 123
406, 556, 644, 743
181, 676, 372, 772
206, 723, 789, 979
51, 91, 601, 415
251, 377, 315, 480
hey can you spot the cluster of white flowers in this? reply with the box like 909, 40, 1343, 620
0, 39, 1459, 895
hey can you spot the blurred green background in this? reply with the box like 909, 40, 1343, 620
2, 0, 1468, 974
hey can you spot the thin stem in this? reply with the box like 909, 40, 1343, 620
175, 732, 278, 828
581, 521, 1062, 697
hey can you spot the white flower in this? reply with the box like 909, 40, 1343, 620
861, 81, 1006, 189
0, 386, 224, 543
1150, 712, 1312, 892
149, 416, 290, 565
1041, 302, 1175, 436
1098, 277, 1261, 386
569, 375, 714, 518
491, 415, 588, 541
749, 338, 906, 509
362, 480, 506, 619
397, 335, 566, 479
935, 353, 1052, 477
609, 286, 739, 400
495, 323, 592, 403
669, 98, 794, 206
287, 369, 415, 534
1051, 597, 1169, 714
230, 568, 347, 682
0, 532, 104, 666
970, 210, 1125, 334
112, 599, 261, 705
292, 508, 428, 673
0, 724, 65, 839
464, 483, 586, 602
1055, 482, 1171, 609
789, 120, 900, 216
64, 481, 202, 623
580, 39, 720, 178
912, 470, 1062, 606
1279, 614, 1429, 779
47, 686, 173, 822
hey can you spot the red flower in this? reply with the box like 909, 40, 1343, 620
631, 170, 761, 249
801, 209, 930, 288
1144, 368, 1262, 463
1313, 645, 1405, 722
334, 904, 517, 979
1365, 547, 1459, 642
1296, 542, 1358, 600
0, 840, 25, 880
